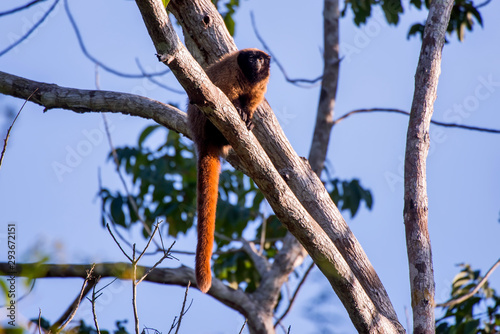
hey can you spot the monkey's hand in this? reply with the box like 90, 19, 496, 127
235, 106, 254, 131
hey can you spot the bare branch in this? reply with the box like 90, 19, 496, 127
238, 319, 248, 334
0, 261, 255, 317
101, 108, 157, 240
89, 277, 103, 334
135, 59, 185, 94
250, 12, 322, 87
240, 239, 271, 276
436, 258, 500, 308
53, 264, 96, 333
0, 0, 47, 16
174, 281, 191, 334
0, 0, 60, 57
0, 70, 190, 136
333, 108, 500, 134
63, 0, 168, 79
106, 223, 133, 262
137, 240, 176, 284
274, 262, 315, 328
0, 88, 37, 169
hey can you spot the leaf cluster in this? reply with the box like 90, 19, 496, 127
437, 263, 500, 333
340, 0, 485, 41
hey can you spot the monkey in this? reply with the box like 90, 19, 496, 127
187, 48, 271, 293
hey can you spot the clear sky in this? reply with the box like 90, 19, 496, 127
0, 0, 499, 333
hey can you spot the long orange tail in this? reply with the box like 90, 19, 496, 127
195, 144, 221, 293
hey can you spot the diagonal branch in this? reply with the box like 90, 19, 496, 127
63, 0, 168, 79
168, 1, 404, 331
140, 0, 403, 332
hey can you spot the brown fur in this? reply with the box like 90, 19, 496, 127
187, 48, 270, 293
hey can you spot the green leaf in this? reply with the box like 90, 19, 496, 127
138, 124, 161, 147
110, 196, 126, 227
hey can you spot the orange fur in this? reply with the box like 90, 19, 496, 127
187, 49, 270, 293
195, 144, 220, 293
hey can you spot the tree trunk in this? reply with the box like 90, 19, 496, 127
404, 0, 454, 332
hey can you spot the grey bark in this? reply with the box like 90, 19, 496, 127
404, 0, 454, 333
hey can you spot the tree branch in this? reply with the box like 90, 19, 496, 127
333, 108, 500, 134
63, 0, 169, 79
141, 0, 403, 332
0, 71, 190, 136
250, 12, 322, 87
404, 0, 454, 332
0, 0, 60, 57
436, 258, 500, 308
0, 262, 255, 316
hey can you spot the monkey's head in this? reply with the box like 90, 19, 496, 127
237, 49, 271, 84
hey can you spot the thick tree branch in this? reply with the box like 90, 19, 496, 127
168, 1, 404, 332
0, 262, 255, 316
0, 71, 189, 136
137, 1, 404, 333
404, 0, 454, 332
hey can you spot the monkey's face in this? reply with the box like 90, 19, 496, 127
237, 49, 271, 84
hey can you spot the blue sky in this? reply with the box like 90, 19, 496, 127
0, 0, 499, 333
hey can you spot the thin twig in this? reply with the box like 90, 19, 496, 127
63, 0, 168, 78
333, 108, 500, 133
135, 58, 185, 94
136, 222, 162, 263
0, 88, 38, 169
274, 262, 315, 328
137, 241, 175, 284
174, 281, 191, 334
90, 277, 102, 334
436, 258, 500, 308
38, 309, 42, 334
238, 319, 248, 334
250, 12, 322, 87
100, 105, 157, 241
132, 244, 140, 334
106, 223, 133, 262
0, 0, 46, 16
55, 264, 96, 333
0, 0, 59, 56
